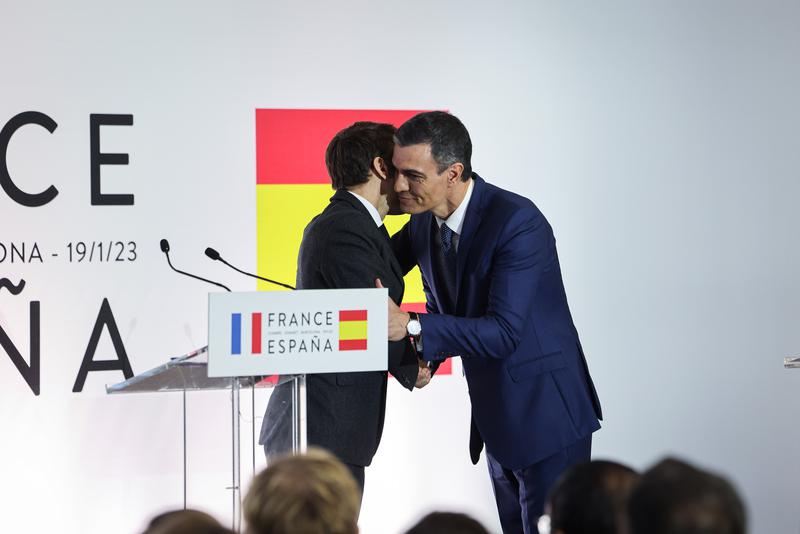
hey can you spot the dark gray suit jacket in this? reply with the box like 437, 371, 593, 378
260, 190, 418, 467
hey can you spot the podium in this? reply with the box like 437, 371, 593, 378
106, 346, 307, 533
106, 287, 388, 532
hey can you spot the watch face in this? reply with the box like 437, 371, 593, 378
407, 320, 422, 336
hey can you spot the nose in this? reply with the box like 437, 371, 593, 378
394, 173, 409, 192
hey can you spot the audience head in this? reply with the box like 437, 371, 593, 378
142, 509, 233, 534
545, 460, 639, 534
243, 447, 361, 534
404, 511, 490, 534
628, 457, 746, 534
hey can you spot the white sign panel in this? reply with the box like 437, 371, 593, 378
208, 289, 388, 377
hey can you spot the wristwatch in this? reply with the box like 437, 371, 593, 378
406, 311, 422, 337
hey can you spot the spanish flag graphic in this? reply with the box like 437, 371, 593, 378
339, 310, 368, 351
255, 109, 451, 373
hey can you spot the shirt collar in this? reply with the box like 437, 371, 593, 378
347, 191, 383, 228
435, 178, 475, 235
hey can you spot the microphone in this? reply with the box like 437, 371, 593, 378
204, 247, 295, 290
160, 239, 231, 292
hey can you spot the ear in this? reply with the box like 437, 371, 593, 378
372, 156, 389, 180
447, 162, 464, 184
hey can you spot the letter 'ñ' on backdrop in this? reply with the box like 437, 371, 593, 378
255, 109, 451, 374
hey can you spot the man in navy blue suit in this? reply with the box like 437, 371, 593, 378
384, 111, 602, 534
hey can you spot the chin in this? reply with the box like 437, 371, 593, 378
399, 202, 425, 215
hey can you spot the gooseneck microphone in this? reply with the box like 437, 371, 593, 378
204, 247, 295, 290
160, 239, 231, 292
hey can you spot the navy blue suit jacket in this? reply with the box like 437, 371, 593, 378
392, 175, 602, 470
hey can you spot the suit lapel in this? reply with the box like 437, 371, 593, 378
333, 189, 406, 296
455, 176, 486, 305
411, 212, 439, 304
380, 230, 405, 292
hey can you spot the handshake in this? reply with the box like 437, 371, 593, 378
376, 278, 433, 390
416, 360, 431, 389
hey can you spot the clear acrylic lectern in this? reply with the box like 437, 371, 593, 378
106, 346, 306, 533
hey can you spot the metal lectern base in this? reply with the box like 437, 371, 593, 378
106, 346, 306, 533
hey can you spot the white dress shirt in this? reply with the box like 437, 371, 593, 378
348, 190, 383, 228
434, 178, 475, 252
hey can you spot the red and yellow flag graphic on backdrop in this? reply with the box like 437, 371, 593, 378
255, 109, 451, 374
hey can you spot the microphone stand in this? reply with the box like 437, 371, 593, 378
160, 239, 231, 292
159, 239, 246, 529
204, 247, 294, 290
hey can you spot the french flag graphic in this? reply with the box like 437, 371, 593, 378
230, 312, 262, 355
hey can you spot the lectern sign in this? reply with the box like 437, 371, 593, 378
208, 289, 388, 377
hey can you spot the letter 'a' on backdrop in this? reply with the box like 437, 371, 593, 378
207, 288, 388, 377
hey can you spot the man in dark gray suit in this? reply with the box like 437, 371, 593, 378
260, 121, 429, 493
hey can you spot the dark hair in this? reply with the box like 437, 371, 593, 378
628, 458, 746, 534
394, 111, 472, 181
325, 121, 396, 190
547, 460, 639, 534
404, 512, 489, 534
142, 509, 233, 534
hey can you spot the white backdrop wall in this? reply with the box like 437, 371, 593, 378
1, 1, 799, 533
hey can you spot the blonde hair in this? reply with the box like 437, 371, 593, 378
244, 448, 361, 534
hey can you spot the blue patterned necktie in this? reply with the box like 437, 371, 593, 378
440, 222, 454, 256
433, 220, 457, 313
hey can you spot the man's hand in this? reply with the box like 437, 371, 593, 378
375, 278, 410, 341
415, 361, 431, 389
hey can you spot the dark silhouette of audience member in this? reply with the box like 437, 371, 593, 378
628, 458, 746, 534
142, 509, 233, 534
545, 460, 639, 534
404, 511, 490, 534
243, 448, 361, 534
